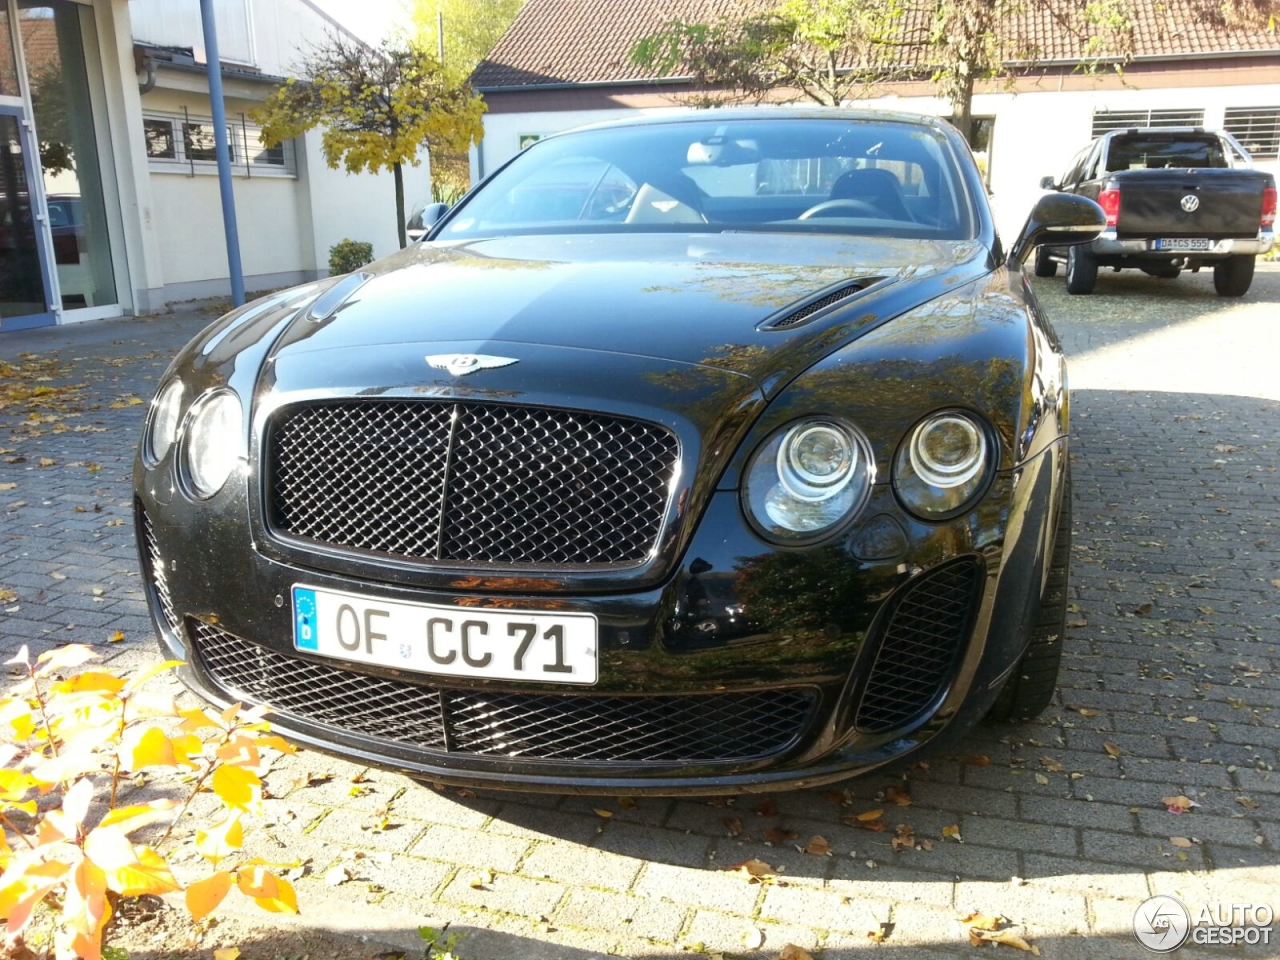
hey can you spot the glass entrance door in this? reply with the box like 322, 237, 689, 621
0, 103, 54, 329
19, 1, 118, 316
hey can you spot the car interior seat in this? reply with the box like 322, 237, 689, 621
829, 168, 911, 220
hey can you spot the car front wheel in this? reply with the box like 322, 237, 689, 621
1065, 246, 1097, 295
987, 468, 1071, 722
1213, 255, 1255, 297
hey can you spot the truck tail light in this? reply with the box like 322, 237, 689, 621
1097, 189, 1121, 228
1262, 186, 1277, 228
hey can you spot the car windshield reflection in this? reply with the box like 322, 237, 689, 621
444, 117, 976, 242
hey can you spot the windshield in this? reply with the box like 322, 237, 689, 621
1105, 134, 1228, 172
442, 118, 976, 241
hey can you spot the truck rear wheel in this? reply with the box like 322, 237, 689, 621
1065, 246, 1097, 295
1033, 246, 1057, 278
1213, 255, 1255, 297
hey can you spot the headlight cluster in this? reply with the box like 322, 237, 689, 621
743, 410, 994, 542
143, 381, 243, 499
894, 411, 992, 519
743, 420, 874, 543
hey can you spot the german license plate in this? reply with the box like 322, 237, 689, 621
1153, 238, 1213, 251
292, 585, 598, 684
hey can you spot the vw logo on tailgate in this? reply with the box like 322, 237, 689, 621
1180, 194, 1200, 213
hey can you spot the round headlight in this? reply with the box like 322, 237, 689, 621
146, 379, 184, 464
744, 419, 873, 542
183, 391, 242, 498
895, 410, 993, 519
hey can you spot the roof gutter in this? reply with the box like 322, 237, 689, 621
475, 76, 693, 94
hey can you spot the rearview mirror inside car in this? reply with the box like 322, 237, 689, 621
1039, 175, 1058, 190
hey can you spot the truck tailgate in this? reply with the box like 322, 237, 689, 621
1114, 169, 1267, 238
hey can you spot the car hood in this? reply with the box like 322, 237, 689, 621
269, 232, 992, 395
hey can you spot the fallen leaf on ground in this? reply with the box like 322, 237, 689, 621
866, 923, 893, 943
942, 824, 962, 841
324, 864, 352, 885
1103, 742, 1122, 758
883, 785, 913, 806
963, 755, 991, 766
803, 835, 831, 856
1162, 795, 1197, 814
1034, 774, 1049, 785
724, 858, 777, 883
960, 912, 1002, 931
743, 928, 765, 949
213, 950, 240, 960
723, 816, 743, 837
593, 808, 612, 818
0, 483, 15, 491
855, 808, 884, 821
0, 588, 15, 603
1040, 757, 1063, 773
755, 798, 779, 817
762, 826, 796, 845
890, 824, 915, 853
1169, 837, 1193, 848
969, 927, 1041, 954
468, 868, 494, 889
108, 630, 125, 643
1134, 602, 1153, 616
617, 796, 636, 810
1236, 796, 1259, 810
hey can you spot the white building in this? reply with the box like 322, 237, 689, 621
470, 0, 1280, 242
0, 0, 429, 332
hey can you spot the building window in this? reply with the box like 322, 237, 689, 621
143, 118, 176, 159
1224, 107, 1280, 160
1091, 109, 1205, 138
182, 122, 234, 163
141, 111, 296, 177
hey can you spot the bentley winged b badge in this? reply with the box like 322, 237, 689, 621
426, 354, 519, 376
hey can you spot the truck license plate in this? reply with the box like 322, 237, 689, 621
1153, 238, 1213, 251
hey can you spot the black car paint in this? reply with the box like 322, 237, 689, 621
136, 112, 1071, 793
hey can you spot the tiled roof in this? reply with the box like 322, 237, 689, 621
473, 0, 1280, 89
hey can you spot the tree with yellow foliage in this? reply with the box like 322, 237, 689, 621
254, 32, 485, 248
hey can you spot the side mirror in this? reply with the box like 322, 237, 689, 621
1039, 176, 1058, 190
1009, 193, 1106, 265
405, 202, 449, 242
420, 202, 449, 228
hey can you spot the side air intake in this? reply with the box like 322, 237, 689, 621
762, 278, 886, 330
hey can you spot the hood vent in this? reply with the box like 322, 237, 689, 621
763, 277, 886, 330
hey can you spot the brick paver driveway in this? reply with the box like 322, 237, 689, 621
2, 265, 1278, 959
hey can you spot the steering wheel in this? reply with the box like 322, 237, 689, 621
798, 198, 885, 220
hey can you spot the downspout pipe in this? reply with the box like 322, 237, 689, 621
198, 0, 246, 306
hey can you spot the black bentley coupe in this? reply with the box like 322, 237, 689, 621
135, 110, 1104, 793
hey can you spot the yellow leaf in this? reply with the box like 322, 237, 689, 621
212, 764, 262, 814
1103, 741, 1122, 758
126, 726, 177, 770
214, 949, 240, 960
107, 630, 125, 643
178, 707, 221, 732
123, 659, 184, 695
196, 813, 244, 862
97, 799, 181, 835
185, 870, 233, 922
723, 858, 777, 883
942, 824, 962, 840
34, 644, 98, 677
52, 671, 126, 696
855, 808, 884, 821
593, 808, 613, 818
237, 866, 298, 914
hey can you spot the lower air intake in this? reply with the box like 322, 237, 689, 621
855, 558, 983, 734
187, 620, 817, 764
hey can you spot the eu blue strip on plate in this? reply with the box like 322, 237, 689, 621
293, 587, 318, 650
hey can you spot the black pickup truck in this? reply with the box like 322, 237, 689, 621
1035, 128, 1276, 296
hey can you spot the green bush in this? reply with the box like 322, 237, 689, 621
328, 238, 374, 276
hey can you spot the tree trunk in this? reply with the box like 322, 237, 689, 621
394, 160, 407, 249
952, 70, 975, 145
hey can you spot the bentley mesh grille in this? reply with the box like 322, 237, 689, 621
267, 400, 679, 566
187, 620, 816, 763
139, 506, 180, 634
855, 558, 983, 734
767, 282, 867, 329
